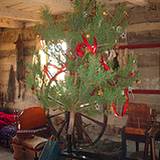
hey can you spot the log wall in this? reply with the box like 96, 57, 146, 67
0, 28, 40, 109
126, 4, 160, 112
0, 4, 159, 111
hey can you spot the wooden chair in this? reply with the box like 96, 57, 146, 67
121, 103, 156, 159
12, 106, 54, 160
144, 122, 160, 160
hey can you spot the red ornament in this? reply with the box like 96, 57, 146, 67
129, 71, 136, 78
112, 88, 129, 118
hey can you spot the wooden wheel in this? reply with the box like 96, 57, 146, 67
49, 109, 108, 148
46, 72, 107, 148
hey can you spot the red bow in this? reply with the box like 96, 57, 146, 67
112, 88, 129, 118
82, 35, 97, 55
76, 35, 97, 57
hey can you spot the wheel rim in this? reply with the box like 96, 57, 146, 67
49, 110, 108, 148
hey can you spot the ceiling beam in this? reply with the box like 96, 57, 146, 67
25, 22, 37, 28
0, 18, 23, 28
126, 0, 148, 6
0, 7, 41, 22
101, 0, 126, 4
127, 22, 160, 32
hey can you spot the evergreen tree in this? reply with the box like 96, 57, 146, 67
26, 0, 138, 116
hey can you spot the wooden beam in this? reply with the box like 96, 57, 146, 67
126, 0, 148, 6
25, 22, 36, 28
0, 18, 23, 28
0, 43, 16, 51
127, 30, 160, 44
126, 22, 160, 32
0, 7, 41, 22
102, 0, 126, 4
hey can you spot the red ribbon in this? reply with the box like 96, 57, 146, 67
43, 64, 66, 81
100, 56, 110, 71
76, 35, 110, 71
112, 88, 129, 117
76, 42, 85, 57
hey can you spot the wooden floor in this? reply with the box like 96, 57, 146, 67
0, 146, 13, 160
0, 140, 158, 160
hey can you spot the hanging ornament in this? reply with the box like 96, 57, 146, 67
102, 11, 107, 16
112, 88, 129, 118
86, 34, 90, 38
83, 11, 88, 18
98, 88, 103, 96
129, 71, 136, 78
120, 32, 127, 39
123, 11, 128, 17
116, 26, 123, 33
133, 59, 136, 64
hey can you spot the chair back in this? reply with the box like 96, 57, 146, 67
18, 106, 47, 130
126, 103, 153, 129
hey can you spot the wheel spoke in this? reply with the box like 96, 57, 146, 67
81, 126, 92, 144
49, 111, 65, 119
83, 122, 91, 128
80, 113, 104, 127
57, 120, 67, 137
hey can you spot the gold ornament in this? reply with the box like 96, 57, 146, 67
123, 11, 128, 17
98, 89, 103, 96
103, 11, 107, 16
133, 59, 136, 64
86, 34, 90, 38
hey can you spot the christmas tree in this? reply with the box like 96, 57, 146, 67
26, 0, 137, 143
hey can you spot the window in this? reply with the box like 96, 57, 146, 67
39, 40, 67, 81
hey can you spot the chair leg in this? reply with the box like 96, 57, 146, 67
144, 136, 149, 159
136, 142, 139, 152
150, 137, 157, 160
34, 152, 39, 160
121, 128, 127, 159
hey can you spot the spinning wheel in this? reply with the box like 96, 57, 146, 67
42, 63, 108, 148
49, 110, 107, 148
